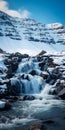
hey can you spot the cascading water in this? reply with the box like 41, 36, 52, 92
17, 58, 50, 95
19, 75, 45, 95
17, 58, 39, 73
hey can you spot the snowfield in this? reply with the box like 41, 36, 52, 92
0, 11, 65, 56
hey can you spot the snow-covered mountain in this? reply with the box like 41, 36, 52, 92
0, 10, 65, 55
0, 11, 65, 130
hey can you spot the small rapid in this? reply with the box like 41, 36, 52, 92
16, 57, 46, 95
0, 55, 65, 130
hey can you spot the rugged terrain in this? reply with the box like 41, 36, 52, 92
0, 11, 65, 130
0, 49, 65, 130
0, 11, 65, 55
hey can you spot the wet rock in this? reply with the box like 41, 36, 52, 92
39, 61, 45, 71
0, 84, 7, 99
0, 69, 3, 74
51, 67, 61, 79
7, 79, 21, 96
47, 57, 54, 67
0, 116, 9, 123
29, 70, 37, 76
4, 102, 11, 110
43, 120, 55, 124
7, 61, 18, 74
22, 95, 35, 101
0, 101, 11, 110
49, 89, 57, 95
58, 88, 65, 100
40, 72, 49, 80
46, 76, 51, 83
4, 52, 29, 78
30, 123, 46, 130
24, 75, 31, 81
5, 96, 18, 102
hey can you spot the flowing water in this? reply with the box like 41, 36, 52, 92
0, 58, 65, 130
0, 87, 65, 130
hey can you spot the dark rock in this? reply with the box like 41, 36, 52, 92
30, 123, 46, 130
5, 96, 18, 102
0, 85, 7, 99
39, 61, 45, 70
38, 50, 47, 56
51, 68, 61, 79
0, 116, 9, 123
40, 72, 49, 80
47, 57, 54, 67
46, 76, 51, 83
0, 69, 3, 74
43, 120, 55, 124
0, 48, 5, 53
0, 102, 11, 111
59, 94, 65, 100
13, 52, 29, 59
22, 95, 35, 101
11, 62, 18, 72
29, 37, 40, 42
58, 88, 65, 100
24, 75, 30, 80
7, 79, 21, 96
29, 70, 37, 76
4, 102, 11, 110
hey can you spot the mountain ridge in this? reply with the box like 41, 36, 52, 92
0, 10, 65, 55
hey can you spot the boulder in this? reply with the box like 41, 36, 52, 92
29, 70, 37, 76
5, 96, 18, 102
0, 101, 11, 110
58, 88, 65, 100
40, 72, 49, 80
22, 95, 35, 101
7, 79, 21, 96
30, 123, 46, 130
0, 116, 9, 123
38, 50, 47, 56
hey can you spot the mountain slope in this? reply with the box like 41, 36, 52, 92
0, 11, 65, 55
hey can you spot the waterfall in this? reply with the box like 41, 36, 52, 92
40, 84, 52, 95
20, 75, 45, 95
17, 58, 39, 74
16, 57, 51, 96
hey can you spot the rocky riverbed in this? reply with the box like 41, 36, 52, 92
0, 95, 65, 130
0, 50, 65, 130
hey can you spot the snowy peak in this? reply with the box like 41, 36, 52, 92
0, 10, 10, 20
46, 23, 65, 44
0, 11, 65, 55
0, 11, 21, 40
47, 23, 64, 29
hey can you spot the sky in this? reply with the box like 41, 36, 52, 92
0, 0, 65, 25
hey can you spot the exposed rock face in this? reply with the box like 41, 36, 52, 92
0, 48, 5, 53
